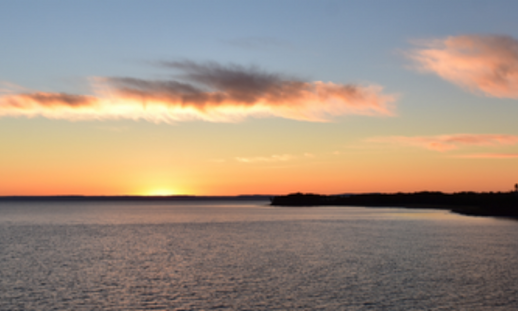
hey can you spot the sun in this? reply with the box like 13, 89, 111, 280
143, 188, 178, 196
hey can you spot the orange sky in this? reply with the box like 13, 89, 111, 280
1, 3, 518, 196
1, 117, 517, 196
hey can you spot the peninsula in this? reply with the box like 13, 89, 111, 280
271, 191, 518, 219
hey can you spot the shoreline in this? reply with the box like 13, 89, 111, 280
271, 192, 518, 219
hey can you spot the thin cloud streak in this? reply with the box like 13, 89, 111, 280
0, 61, 396, 123
0, 92, 102, 120
236, 154, 293, 163
408, 34, 518, 98
455, 153, 518, 159
369, 134, 518, 151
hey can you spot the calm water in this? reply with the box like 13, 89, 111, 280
1, 200, 517, 310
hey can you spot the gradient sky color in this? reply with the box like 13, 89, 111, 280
1, 0, 518, 195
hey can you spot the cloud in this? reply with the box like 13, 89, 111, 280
455, 153, 518, 159
0, 92, 101, 119
408, 35, 518, 98
236, 154, 293, 163
369, 134, 518, 151
0, 61, 396, 123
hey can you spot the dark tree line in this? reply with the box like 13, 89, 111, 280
271, 191, 518, 218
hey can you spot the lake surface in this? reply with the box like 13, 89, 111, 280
1, 200, 517, 310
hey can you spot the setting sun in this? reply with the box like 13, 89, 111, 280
142, 189, 179, 196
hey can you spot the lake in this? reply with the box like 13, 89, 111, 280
1, 200, 517, 310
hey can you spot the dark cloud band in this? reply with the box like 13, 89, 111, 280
0, 61, 396, 123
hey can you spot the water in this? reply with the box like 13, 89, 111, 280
1, 200, 517, 310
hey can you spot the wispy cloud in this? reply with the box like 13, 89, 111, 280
369, 134, 518, 151
236, 154, 294, 163
455, 153, 518, 159
0, 91, 102, 120
0, 61, 396, 123
408, 34, 518, 98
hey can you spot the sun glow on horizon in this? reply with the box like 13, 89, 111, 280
140, 188, 181, 196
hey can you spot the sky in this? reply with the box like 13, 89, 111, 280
1, 0, 518, 196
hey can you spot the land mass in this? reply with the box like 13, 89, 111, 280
271, 192, 518, 219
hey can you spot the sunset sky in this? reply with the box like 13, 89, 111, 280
2, 0, 518, 196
